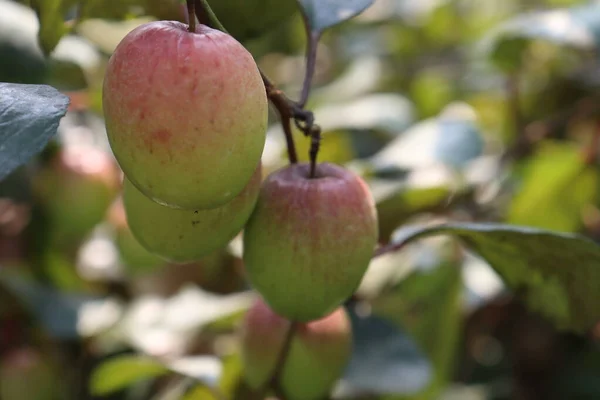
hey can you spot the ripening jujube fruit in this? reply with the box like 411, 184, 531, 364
243, 162, 379, 322
102, 21, 268, 210
123, 164, 262, 263
240, 298, 352, 400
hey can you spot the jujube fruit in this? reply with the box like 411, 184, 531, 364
123, 164, 262, 263
102, 21, 268, 210
240, 298, 352, 400
243, 162, 379, 322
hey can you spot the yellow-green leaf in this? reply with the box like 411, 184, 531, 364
90, 355, 169, 396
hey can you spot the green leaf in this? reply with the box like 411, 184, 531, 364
507, 141, 600, 233
0, 83, 69, 182
298, 0, 374, 33
387, 223, 600, 333
208, 0, 298, 42
31, 0, 77, 55
90, 355, 169, 396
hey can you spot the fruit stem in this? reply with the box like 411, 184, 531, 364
264, 321, 298, 395
309, 125, 321, 179
186, 0, 196, 33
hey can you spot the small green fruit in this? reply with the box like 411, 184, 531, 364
102, 21, 267, 210
243, 162, 378, 321
123, 164, 262, 263
210, 0, 298, 42
240, 298, 352, 400
33, 145, 120, 247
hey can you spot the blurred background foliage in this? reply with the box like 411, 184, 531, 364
3, 0, 600, 399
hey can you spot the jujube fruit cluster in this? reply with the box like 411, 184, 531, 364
103, 20, 267, 264
103, 16, 379, 400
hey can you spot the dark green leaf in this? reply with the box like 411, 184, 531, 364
90, 355, 169, 396
341, 303, 432, 395
298, 0, 374, 33
387, 223, 600, 333
0, 83, 69, 182
209, 0, 298, 42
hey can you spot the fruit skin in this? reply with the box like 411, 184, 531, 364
123, 164, 262, 264
240, 298, 352, 400
33, 145, 120, 247
107, 197, 166, 274
243, 162, 378, 322
210, 0, 298, 42
102, 21, 268, 210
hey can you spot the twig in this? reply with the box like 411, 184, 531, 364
373, 240, 410, 258
298, 30, 320, 108
262, 72, 299, 164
